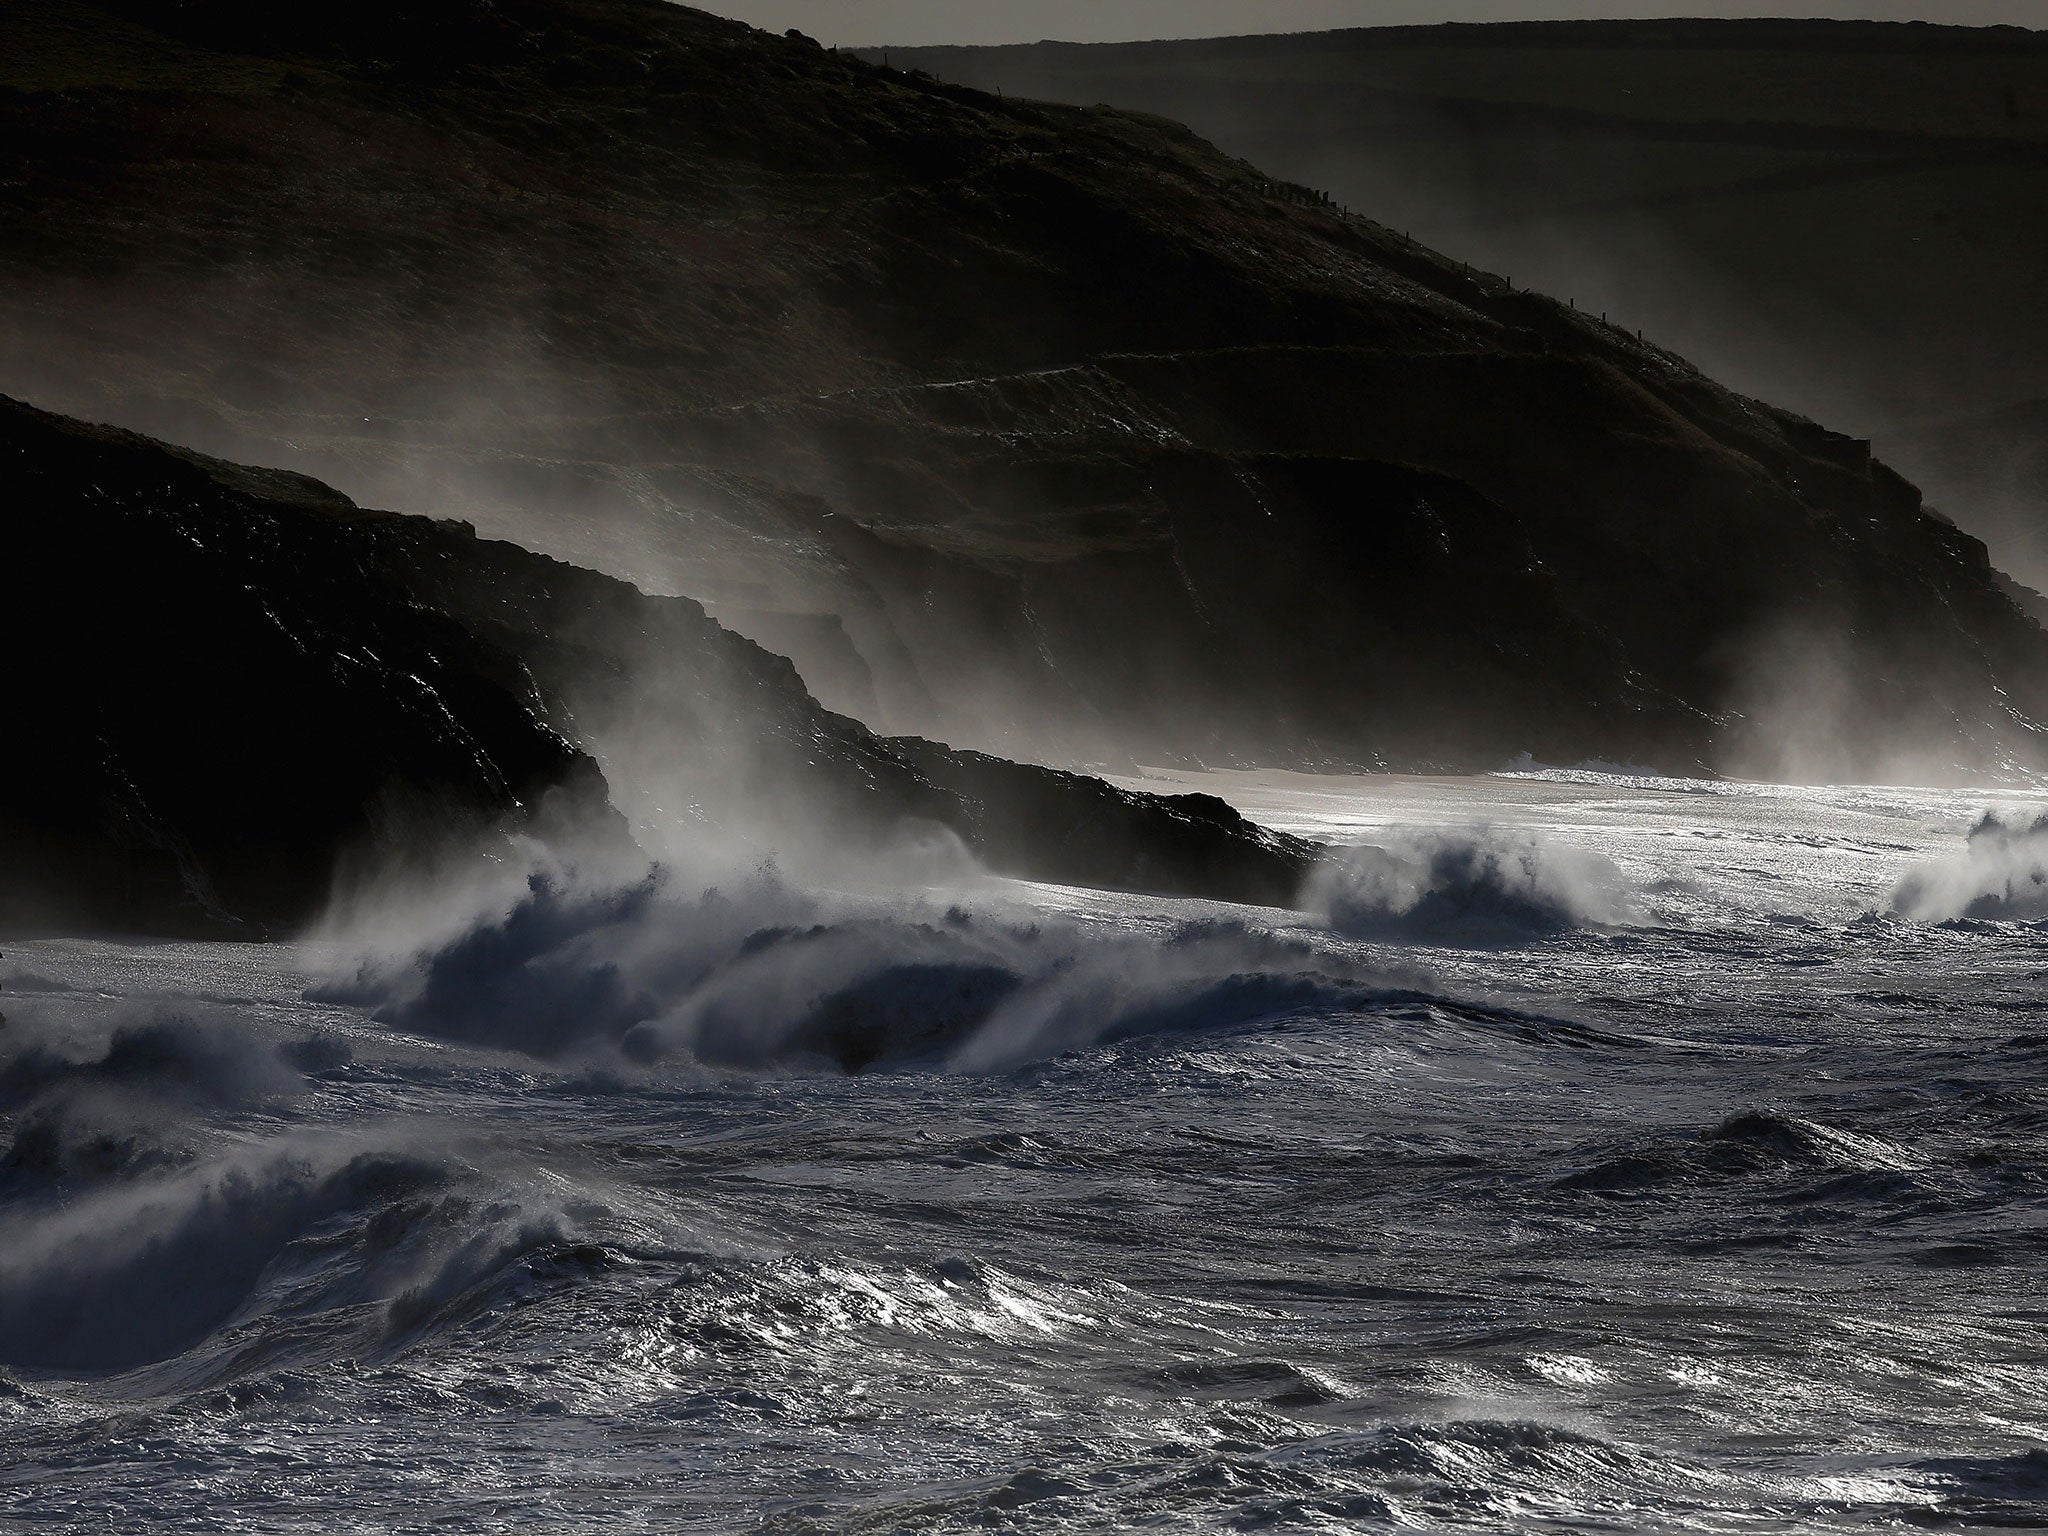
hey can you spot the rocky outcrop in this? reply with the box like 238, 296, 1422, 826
2, 396, 616, 935
0, 396, 1312, 937
4, 2, 2048, 780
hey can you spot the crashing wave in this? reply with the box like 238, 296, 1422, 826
0, 993, 639, 1380
310, 862, 1388, 1074
0, 1139, 458, 1373
0, 1006, 349, 1202
0, 1011, 314, 1111
1305, 828, 1639, 943
1890, 811, 2048, 922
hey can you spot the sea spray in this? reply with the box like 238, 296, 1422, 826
312, 859, 1383, 1073
1892, 811, 2048, 922
1307, 827, 1640, 943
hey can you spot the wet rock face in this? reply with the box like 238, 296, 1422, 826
0, 396, 1314, 937
4, 1, 2048, 780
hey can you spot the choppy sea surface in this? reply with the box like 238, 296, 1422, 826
6, 769, 2048, 1533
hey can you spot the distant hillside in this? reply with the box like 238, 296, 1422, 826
882, 19, 2048, 590
4, 2, 2048, 783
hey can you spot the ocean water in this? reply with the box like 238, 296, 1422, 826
5, 769, 2048, 1533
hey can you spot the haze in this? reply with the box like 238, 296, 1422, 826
697, 1, 2047, 47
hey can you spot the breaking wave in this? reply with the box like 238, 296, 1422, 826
0, 1010, 315, 1110
0, 995, 605, 1380
312, 862, 1376, 1074
1306, 828, 1639, 942
0, 1132, 602, 1376
0, 1006, 348, 1200
1891, 811, 2048, 922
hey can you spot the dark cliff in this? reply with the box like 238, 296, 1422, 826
4, 2, 2048, 779
1, 395, 1312, 936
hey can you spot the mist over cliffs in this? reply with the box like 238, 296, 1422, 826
1, 394, 1311, 935
3, 0, 2048, 787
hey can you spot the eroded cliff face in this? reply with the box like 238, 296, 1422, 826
4, 1, 2048, 780
1, 395, 1311, 937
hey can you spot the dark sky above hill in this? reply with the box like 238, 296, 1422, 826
700, 1, 2047, 47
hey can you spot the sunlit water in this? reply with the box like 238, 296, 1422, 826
5, 770, 2048, 1533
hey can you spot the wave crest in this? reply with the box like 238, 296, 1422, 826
313, 864, 1377, 1074
1892, 811, 2048, 922
1307, 829, 1638, 942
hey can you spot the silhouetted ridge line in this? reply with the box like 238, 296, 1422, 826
2, 2, 2047, 781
